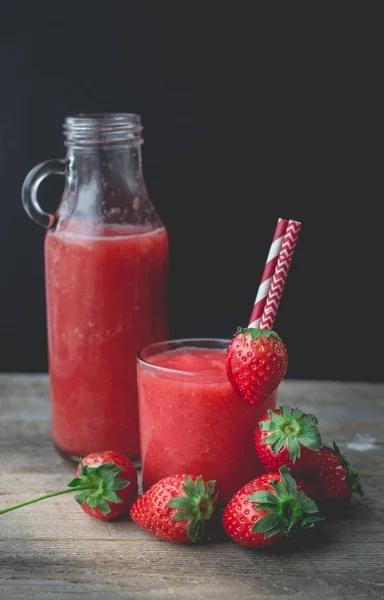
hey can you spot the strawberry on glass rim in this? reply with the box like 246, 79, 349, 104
255, 406, 322, 476
225, 327, 288, 407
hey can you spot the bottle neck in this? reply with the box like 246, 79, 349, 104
56, 114, 163, 230
66, 142, 144, 188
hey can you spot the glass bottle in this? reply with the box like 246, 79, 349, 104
22, 114, 169, 462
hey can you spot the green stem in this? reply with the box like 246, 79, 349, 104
0, 486, 90, 515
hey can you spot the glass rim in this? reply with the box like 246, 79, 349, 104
137, 337, 230, 378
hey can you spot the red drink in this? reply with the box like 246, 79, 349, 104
137, 339, 276, 504
22, 114, 169, 461
46, 223, 168, 460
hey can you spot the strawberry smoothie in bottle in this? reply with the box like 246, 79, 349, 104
137, 339, 276, 505
22, 114, 168, 461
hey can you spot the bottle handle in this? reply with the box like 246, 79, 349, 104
21, 159, 66, 229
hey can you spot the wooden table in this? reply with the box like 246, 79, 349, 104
0, 375, 383, 600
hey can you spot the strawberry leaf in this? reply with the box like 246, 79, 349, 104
187, 516, 201, 542
68, 459, 131, 516
287, 437, 301, 462
299, 429, 322, 450
87, 497, 98, 509
299, 498, 321, 514
67, 478, 84, 488
280, 405, 293, 420
109, 478, 130, 491
248, 491, 280, 504
260, 420, 277, 431
75, 493, 88, 505
253, 503, 279, 512
300, 414, 319, 428
168, 476, 217, 542
262, 431, 283, 446
269, 480, 288, 502
236, 327, 281, 341
183, 476, 197, 497
279, 467, 297, 496
205, 480, 216, 497
263, 525, 283, 539
196, 476, 205, 496
267, 410, 285, 426
173, 510, 191, 521
252, 514, 280, 533
260, 405, 322, 461
102, 467, 123, 481
168, 497, 194, 510
103, 490, 123, 504
96, 462, 117, 472
291, 408, 303, 420
271, 437, 285, 454
248, 467, 324, 540
96, 498, 111, 515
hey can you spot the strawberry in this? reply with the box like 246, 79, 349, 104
222, 467, 323, 548
306, 442, 363, 504
0, 450, 137, 520
73, 450, 138, 520
254, 405, 322, 476
130, 474, 217, 543
225, 327, 288, 406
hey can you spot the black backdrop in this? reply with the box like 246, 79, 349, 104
0, 3, 382, 381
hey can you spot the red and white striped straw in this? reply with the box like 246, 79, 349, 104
248, 218, 289, 328
248, 218, 302, 330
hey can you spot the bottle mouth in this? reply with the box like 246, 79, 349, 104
63, 113, 143, 145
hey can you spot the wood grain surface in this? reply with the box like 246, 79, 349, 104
0, 374, 383, 600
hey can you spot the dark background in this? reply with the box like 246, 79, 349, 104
0, 3, 382, 381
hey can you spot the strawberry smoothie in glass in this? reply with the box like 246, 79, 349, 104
22, 114, 168, 461
137, 339, 276, 505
